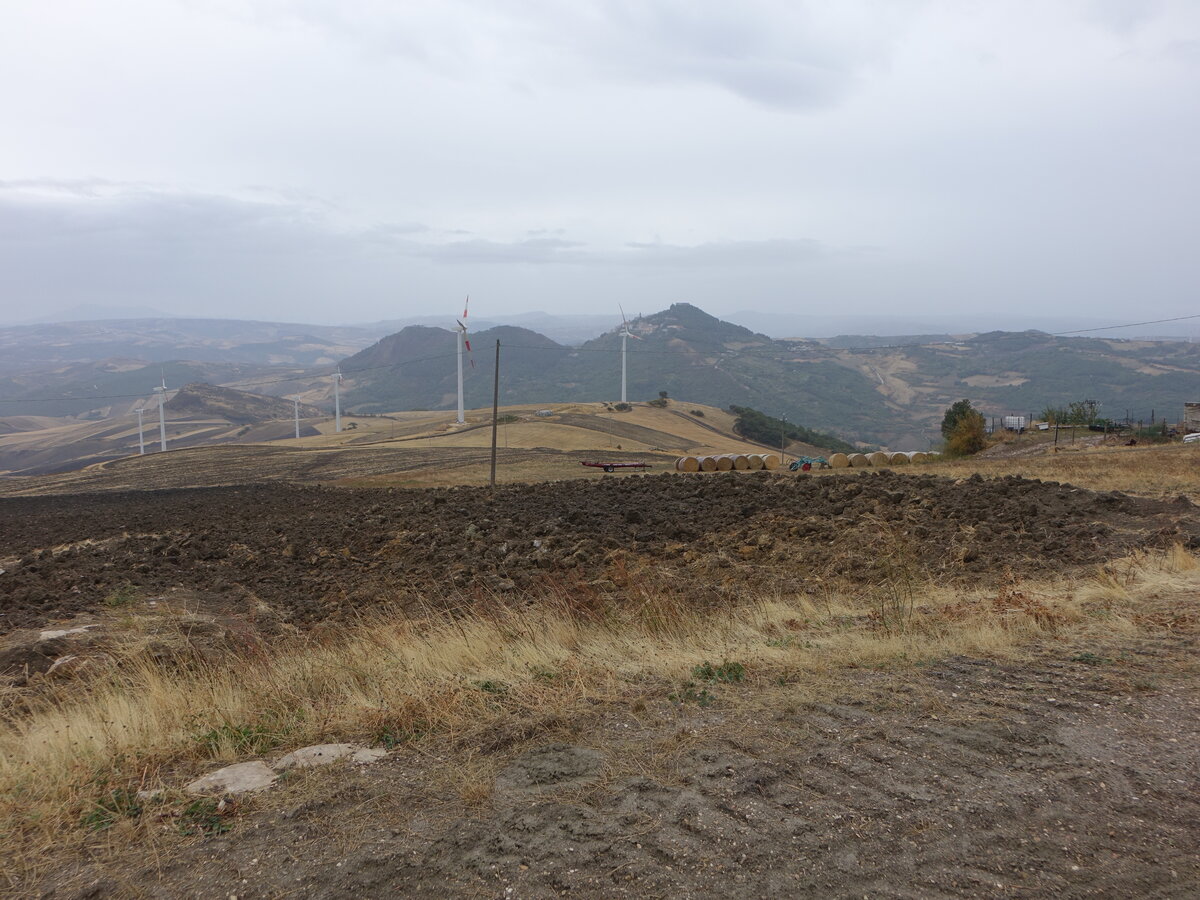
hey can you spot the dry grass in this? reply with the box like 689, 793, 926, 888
917, 442, 1200, 502
3, 546, 1197, 874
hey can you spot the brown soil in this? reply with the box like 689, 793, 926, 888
34, 630, 1200, 899
3, 471, 1198, 635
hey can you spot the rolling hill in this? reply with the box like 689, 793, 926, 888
3, 304, 1200, 454
336, 304, 1200, 449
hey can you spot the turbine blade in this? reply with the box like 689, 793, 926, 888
619, 303, 629, 328
463, 295, 469, 321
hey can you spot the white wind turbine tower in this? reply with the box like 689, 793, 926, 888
332, 369, 343, 433
455, 296, 474, 425
135, 405, 146, 455
293, 396, 301, 439
153, 375, 168, 452
619, 305, 642, 404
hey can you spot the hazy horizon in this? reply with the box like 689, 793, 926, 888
2, 1, 1197, 326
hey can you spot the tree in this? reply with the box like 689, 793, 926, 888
946, 412, 987, 456
658, 390, 669, 400
941, 399, 979, 439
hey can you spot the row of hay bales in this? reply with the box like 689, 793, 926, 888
827, 450, 933, 468
675, 452, 781, 472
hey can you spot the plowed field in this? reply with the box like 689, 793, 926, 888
3, 470, 1197, 633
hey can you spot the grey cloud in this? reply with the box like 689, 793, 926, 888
623, 239, 826, 267
247, 0, 907, 109
409, 237, 586, 265
1085, 0, 1162, 34
0, 184, 836, 324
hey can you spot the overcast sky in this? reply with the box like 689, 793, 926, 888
1, 0, 1197, 327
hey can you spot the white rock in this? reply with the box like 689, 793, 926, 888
40, 625, 99, 641
273, 743, 387, 771
186, 761, 277, 795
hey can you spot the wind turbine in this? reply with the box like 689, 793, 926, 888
293, 396, 301, 439
333, 367, 343, 434
135, 405, 145, 455
619, 305, 642, 404
153, 375, 168, 452
455, 296, 474, 425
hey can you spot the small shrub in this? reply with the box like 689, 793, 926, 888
82, 788, 141, 831
376, 720, 429, 749
103, 583, 138, 608
668, 682, 715, 708
179, 798, 233, 836
647, 398, 669, 408
613, 402, 632, 412
689, 409, 705, 417
474, 680, 508, 695
192, 720, 282, 756
691, 661, 746, 683
496, 414, 520, 425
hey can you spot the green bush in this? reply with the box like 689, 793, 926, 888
945, 410, 987, 456
940, 399, 978, 439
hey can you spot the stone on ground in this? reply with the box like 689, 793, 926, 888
186, 761, 277, 795
274, 743, 387, 770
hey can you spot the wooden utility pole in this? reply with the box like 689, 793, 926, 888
490, 340, 500, 489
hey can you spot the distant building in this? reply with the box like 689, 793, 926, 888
1184, 403, 1200, 434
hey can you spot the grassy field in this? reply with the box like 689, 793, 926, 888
3, 546, 1195, 882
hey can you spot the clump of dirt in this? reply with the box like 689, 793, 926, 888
2, 471, 1197, 633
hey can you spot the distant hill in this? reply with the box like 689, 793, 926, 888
4, 304, 1200, 450
0, 359, 289, 419
0, 317, 384, 374
165, 383, 322, 425
338, 304, 1200, 449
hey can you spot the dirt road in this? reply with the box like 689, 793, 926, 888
37, 629, 1200, 899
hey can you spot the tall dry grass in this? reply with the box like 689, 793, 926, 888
920, 442, 1200, 501
2, 547, 1197, 864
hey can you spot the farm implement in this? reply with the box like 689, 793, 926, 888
789, 456, 830, 471
581, 461, 653, 473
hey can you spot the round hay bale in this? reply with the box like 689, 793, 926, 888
676, 456, 700, 472
761, 453, 781, 470
908, 451, 929, 464
747, 454, 765, 470
848, 453, 870, 468
715, 455, 734, 471
828, 452, 851, 468
700, 456, 718, 472
731, 453, 750, 470
888, 451, 910, 465
868, 451, 889, 467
